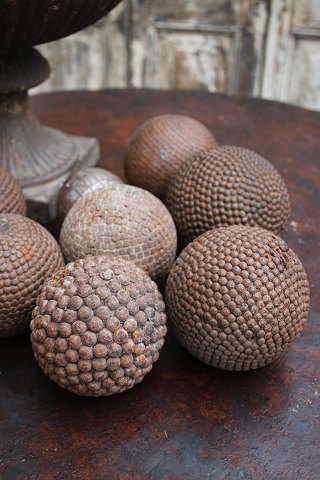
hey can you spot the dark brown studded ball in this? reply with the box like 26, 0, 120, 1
124, 114, 218, 200
57, 167, 123, 220
165, 226, 309, 371
0, 167, 26, 215
30, 255, 167, 396
60, 185, 177, 281
166, 146, 291, 246
0, 214, 64, 337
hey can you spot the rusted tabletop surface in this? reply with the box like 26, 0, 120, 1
1, 90, 319, 480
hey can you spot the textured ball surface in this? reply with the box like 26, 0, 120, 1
0, 214, 64, 337
60, 185, 177, 281
30, 255, 167, 396
57, 167, 123, 220
165, 226, 309, 371
0, 167, 26, 215
124, 114, 218, 200
166, 146, 291, 246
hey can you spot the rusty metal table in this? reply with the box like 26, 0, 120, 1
1, 90, 319, 480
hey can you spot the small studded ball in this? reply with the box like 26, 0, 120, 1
0, 167, 26, 215
60, 185, 177, 281
124, 114, 218, 200
30, 255, 167, 396
0, 214, 64, 337
165, 226, 310, 371
57, 167, 123, 220
166, 146, 291, 246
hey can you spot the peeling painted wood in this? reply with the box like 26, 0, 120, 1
129, 0, 270, 95
31, 0, 320, 111
262, 0, 320, 110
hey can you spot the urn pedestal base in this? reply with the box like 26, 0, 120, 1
0, 49, 99, 223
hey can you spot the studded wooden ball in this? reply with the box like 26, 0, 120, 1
57, 167, 123, 220
166, 146, 291, 246
124, 114, 218, 200
0, 214, 64, 337
165, 226, 310, 371
30, 255, 167, 396
0, 167, 26, 215
60, 185, 177, 281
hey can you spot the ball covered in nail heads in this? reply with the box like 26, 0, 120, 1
165, 225, 309, 371
124, 114, 218, 200
31, 255, 167, 396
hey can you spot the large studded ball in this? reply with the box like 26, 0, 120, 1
0, 214, 64, 337
57, 167, 123, 220
165, 226, 310, 371
0, 167, 26, 215
30, 255, 167, 396
166, 146, 291, 246
124, 114, 218, 200
60, 185, 177, 281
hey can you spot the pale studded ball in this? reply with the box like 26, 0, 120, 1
57, 167, 123, 220
60, 184, 177, 281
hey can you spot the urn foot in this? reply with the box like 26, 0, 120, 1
24, 132, 99, 223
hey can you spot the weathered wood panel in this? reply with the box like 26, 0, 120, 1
294, 0, 320, 30
262, 0, 294, 101
32, 0, 320, 111
287, 39, 320, 109
129, 0, 269, 95
262, 0, 320, 110
131, 27, 235, 92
